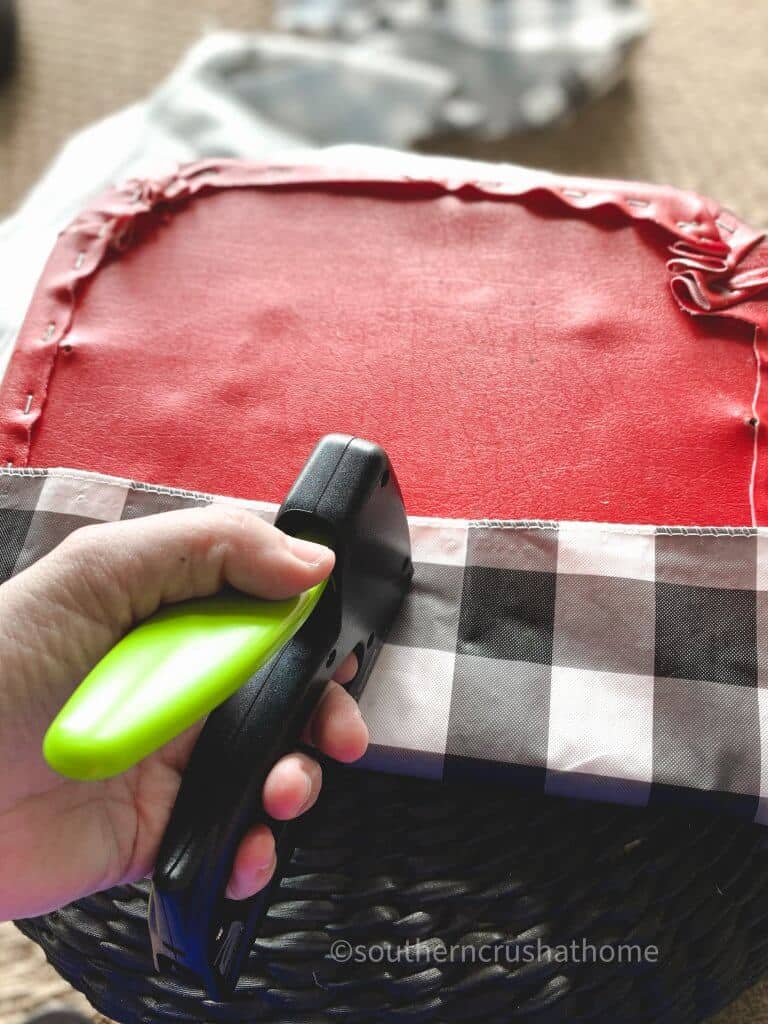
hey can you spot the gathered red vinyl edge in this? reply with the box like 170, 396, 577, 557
1, 156, 768, 524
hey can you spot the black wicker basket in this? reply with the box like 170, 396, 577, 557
17, 763, 768, 1023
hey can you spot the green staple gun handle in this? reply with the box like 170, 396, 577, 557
44, 434, 413, 1001
43, 584, 327, 782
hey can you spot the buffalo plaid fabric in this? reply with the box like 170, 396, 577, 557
276, 0, 648, 137
2, 467, 767, 824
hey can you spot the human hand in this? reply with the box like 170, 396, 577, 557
0, 507, 366, 920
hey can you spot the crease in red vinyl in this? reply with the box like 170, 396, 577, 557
2, 158, 768, 526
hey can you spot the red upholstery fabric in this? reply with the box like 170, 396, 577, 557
2, 159, 768, 524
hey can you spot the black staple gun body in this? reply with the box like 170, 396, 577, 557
148, 434, 412, 998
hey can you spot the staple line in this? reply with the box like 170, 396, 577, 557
749, 328, 762, 528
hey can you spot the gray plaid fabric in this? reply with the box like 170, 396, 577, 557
2, 466, 766, 824
275, 0, 648, 137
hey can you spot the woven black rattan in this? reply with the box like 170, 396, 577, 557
17, 765, 768, 1023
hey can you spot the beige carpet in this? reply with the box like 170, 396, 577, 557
2, 1, 768, 227
1, 1, 768, 1021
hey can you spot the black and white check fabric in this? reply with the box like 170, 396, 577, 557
276, 0, 648, 137
2, 466, 766, 824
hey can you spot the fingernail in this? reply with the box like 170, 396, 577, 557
226, 852, 276, 900
298, 768, 314, 811
286, 536, 333, 566
253, 848, 278, 872
225, 879, 242, 900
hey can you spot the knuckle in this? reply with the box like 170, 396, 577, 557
57, 520, 112, 560
190, 505, 282, 561
198, 504, 269, 541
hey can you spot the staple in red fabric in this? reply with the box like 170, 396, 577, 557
2, 160, 768, 525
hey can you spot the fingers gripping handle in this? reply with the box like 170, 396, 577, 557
149, 594, 337, 998
149, 435, 413, 999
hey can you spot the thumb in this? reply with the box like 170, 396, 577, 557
1, 505, 334, 652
